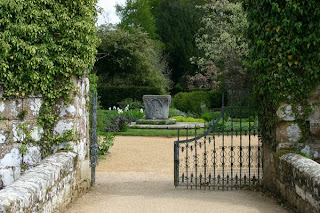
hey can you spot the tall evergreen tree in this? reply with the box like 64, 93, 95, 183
152, 0, 205, 90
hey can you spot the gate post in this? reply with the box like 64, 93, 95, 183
90, 93, 98, 186
174, 139, 180, 187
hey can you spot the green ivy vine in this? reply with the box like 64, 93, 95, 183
244, 0, 320, 147
0, 0, 100, 156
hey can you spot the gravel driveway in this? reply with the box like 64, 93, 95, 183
65, 136, 291, 213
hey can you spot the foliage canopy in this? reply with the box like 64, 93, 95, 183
116, 0, 158, 39
96, 25, 171, 94
0, 0, 99, 100
192, 0, 249, 94
244, 0, 320, 144
0, 0, 99, 155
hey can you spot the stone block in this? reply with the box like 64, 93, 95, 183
276, 104, 295, 121
23, 145, 41, 166
59, 102, 77, 118
30, 124, 44, 142
276, 142, 294, 151
9, 120, 42, 142
308, 105, 320, 121
310, 121, 320, 138
80, 159, 90, 182
23, 98, 42, 120
309, 86, 320, 105
0, 120, 9, 144
287, 123, 302, 143
143, 95, 171, 119
276, 122, 292, 143
298, 144, 320, 159
10, 120, 25, 142
276, 122, 302, 143
53, 119, 78, 137
0, 99, 23, 120
0, 147, 21, 169
0, 168, 14, 186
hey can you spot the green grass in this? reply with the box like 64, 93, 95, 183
98, 128, 205, 137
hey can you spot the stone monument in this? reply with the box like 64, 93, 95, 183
136, 95, 176, 125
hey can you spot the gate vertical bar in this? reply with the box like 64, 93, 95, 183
195, 126, 198, 189
90, 93, 98, 186
239, 106, 242, 187
231, 108, 234, 189
204, 134, 207, 189
248, 107, 251, 186
186, 128, 189, 188
174, 130, 180, 187
222, 108, 225, 190
258, 130, 261, 185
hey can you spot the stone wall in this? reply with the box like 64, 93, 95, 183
271, 153, 320, 213
0, 152, 90, 213
0, 75, 91, 212
275, 86, 320, 158
263, 86, 320, 212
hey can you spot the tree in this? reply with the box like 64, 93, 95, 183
152, 0, 206, 90
95, 25, 171, 94
116, 0, 158, 39
192, 0, 250, 102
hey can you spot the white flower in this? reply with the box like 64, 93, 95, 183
109, 107, 111, 110
118, 109, 123, 114
140, 108, 144, 113
125, 106, 129, 112
113, 106, 116, 110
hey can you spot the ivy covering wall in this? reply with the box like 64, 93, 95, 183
244, 0, 320, 145
0, 0, 99, 155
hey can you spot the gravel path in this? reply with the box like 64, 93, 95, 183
65, 136, 290, 213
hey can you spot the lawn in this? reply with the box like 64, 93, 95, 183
98, 128, 205, 137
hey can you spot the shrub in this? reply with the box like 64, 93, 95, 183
98, 86, 163, 109
98, 134, 114, 155
169, 108, 186, 117
172, 90, 223, 115
201, 112, 213, 122
105, 116, 130, 132
119, 98, 144, 111
98, 109, 144, 133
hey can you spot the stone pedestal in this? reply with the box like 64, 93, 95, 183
143, 95, 171, 119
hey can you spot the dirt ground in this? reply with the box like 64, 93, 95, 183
65, 136, 291, 213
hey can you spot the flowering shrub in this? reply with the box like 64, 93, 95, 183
98, 105, 145, 132
186, 68, 219, 89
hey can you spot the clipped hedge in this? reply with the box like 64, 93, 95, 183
172, 90, 223, 115
98, 86, 163, 108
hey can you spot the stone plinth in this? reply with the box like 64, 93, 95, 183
143, 95, 171, 120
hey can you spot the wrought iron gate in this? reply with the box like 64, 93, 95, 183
174, 105, 262, 190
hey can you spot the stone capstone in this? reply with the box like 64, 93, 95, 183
143, 95, 171, 120
277, 153, 320, 213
